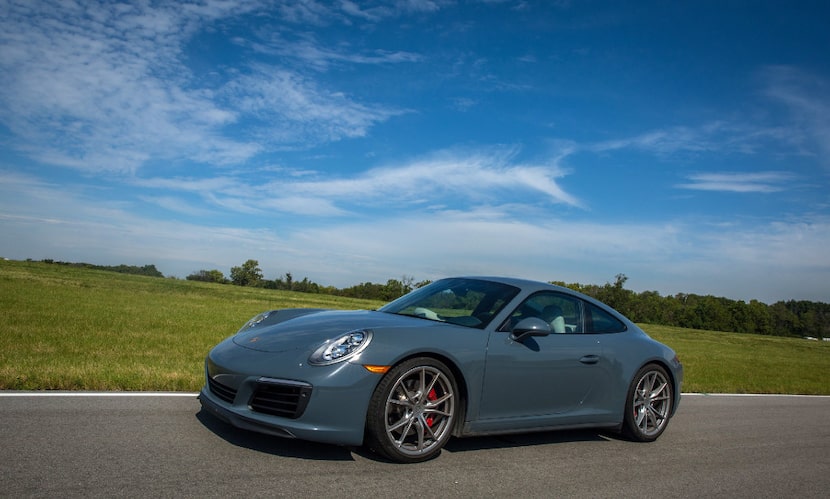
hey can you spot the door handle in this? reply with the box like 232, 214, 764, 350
579, 355, 600, 365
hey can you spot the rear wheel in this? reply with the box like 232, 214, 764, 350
622, 364, 673, 441
365, 357, 457, 463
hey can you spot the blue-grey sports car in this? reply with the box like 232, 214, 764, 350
199, 276, 682, 462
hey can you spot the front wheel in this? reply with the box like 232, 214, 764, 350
365, 357, 457, 463
622, 364, 673, 441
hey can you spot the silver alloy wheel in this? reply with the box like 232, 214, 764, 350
383, 365, 455, 457
631, 368, 672, 437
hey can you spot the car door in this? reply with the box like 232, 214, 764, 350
476, 292, 606, 426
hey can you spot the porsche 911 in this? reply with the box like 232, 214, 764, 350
199, 276, 682, 462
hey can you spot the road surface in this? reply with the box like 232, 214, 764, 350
1, 393, 828, 497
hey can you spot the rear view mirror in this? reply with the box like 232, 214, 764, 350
510, 317, 551, 341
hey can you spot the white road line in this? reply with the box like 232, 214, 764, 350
0, 391, 827, 397
0, 391, 199, 397
682, 392, 829, 398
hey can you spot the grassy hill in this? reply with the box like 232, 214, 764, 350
1, 259, 827, 394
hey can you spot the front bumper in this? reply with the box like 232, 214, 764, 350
199, 387, 302, 439
198, 343, 380, 446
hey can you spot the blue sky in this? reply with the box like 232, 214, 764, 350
1, 0, 828, 304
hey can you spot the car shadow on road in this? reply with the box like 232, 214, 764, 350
195, 408, 357, 461
444, 428, 616, 454
197, 408, 617, 463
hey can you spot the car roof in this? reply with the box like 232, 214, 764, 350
460, 275, 567, 292
459, 276, 609, 308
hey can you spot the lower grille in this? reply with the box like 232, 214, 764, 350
208, 377, 237, 404
249, 378, 312, 419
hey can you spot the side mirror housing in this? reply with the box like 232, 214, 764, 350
510, 317, 551, 341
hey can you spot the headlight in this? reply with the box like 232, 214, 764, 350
309, 329, 373, 366
237, 311, 272, 333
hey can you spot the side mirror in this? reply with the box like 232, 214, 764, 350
510, 317, 551, 341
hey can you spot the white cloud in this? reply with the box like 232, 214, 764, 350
275, 0, 333, 25
589, 119, 819, 160
139, 196, 215, 217
221, 66, 404, 144
247, 33, 423, 70
585, 68, 830, 173
394, 0, 444, 14
677, 172, 794, 193
340, 0, 387, 21
0, 1, 264, 173
288, 149, 581, 206
1, 2, 827, 306
592, 122, 760, 158
761, 65, 830, 168
128, 147, 582, 216
0, 0, 404, 173
3, 171, 827, 303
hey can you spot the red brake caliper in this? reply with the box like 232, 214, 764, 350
425, 388, 438, 427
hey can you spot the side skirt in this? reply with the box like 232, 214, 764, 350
458, 421, 621, 438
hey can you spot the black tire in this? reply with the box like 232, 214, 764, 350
365, 357, 458, 463
622, 364, 673, 442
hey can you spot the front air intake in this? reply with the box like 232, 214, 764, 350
249, 378, 312, 419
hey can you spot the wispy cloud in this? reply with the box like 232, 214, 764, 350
393, 0, 444, 14
0, 1, 404, 173
677, 172, 794, 193
221, 66, 405, 144
139, 196, 215, 218
274, 0, 334, 25
340, 0, 386, 21
590, 121, 794, 158
589, 67, 830, 169
592, 127, 711, 155
761, 65, 830, 168
285, 149, 580, 205
6, 170, 827, 302
279, 0, 446, 25
246, 33, 422, 70
1, 1, 827, 304
0, 1, 259, 172
131, 147, 582, 216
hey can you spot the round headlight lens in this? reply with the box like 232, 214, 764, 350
309, 329, 373, 365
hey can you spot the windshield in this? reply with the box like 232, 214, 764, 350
379, 278, 520, 329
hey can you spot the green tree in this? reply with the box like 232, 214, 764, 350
230, 259, 263, 287
293, 277, 320, 293
186, 269, 227, 283
382, 276, 415, 300
746, 299, 773, 335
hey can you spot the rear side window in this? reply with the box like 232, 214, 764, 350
586, 303, 627, 333
499, 292, 583, 333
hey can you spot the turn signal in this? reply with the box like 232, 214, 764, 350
363, 365, 391, 374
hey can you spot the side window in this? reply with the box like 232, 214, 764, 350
585, 303, 627, 333
500, 292, 583, 333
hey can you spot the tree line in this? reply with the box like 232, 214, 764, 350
190, 261, 828, 339
35, 259, 164, 277
33, 259, 827, 339
186, 259, 429, 300
555, 274, 830, 340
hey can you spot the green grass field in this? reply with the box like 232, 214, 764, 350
1, 259, 828, 394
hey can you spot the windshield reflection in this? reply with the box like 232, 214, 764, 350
379, 278, 520, 329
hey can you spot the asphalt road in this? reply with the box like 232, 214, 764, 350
1, 393, 828, 498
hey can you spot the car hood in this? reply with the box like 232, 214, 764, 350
231, 309, 429, 353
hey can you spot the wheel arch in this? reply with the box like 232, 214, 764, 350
385, 351, 470, 437
633, 359, 680, 418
